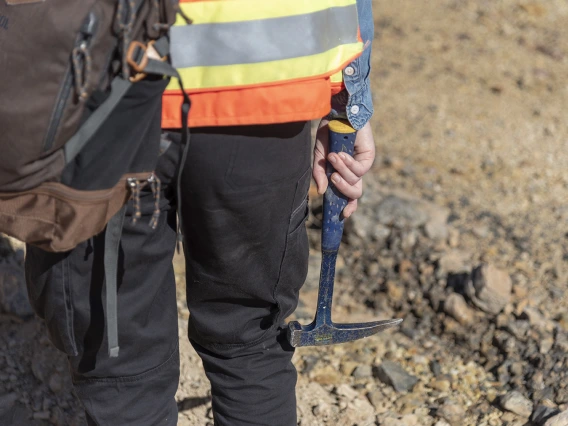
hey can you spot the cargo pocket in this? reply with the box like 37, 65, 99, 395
273, 168, 311, 324
25, 246, 79, 356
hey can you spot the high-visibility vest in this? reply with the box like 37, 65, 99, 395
162, 0, 363, 128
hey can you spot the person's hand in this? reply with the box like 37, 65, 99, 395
312, 118, 375, 218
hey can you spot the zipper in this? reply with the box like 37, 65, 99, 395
42, 12, 98, 153
42, 66, 73, 153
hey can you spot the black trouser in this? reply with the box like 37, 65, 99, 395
25, 122, 311, 425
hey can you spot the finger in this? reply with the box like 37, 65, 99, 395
342, 198, 358, 218
352, 123, 376, 174
328, 153, 360, 185
330, 173, 362, 199
338, 152, 373, 178
313, 121, 330, 194
312, 156, 328, 195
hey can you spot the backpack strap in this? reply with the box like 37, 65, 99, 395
64, 77, 132, 164
104, 204, 127, 358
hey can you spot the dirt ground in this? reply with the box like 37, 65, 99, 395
372, 0, 568, 271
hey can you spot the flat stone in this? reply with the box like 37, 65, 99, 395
437, 400, 465, 425
521, 307, 550, 330
466, 263, 512, 314
310, 365, 342, 385
539, 337, 554, 354
431, 379, 451, 393
375, 361, 418, 393
544, 410, 568, 426
335, 384, 359, 401
352, 365, 373, 378
367, 390, 390, 414
444, 293, 474, 325
334, 396, 375, 426
501, 391, 533, 418
438, 250, 470, 275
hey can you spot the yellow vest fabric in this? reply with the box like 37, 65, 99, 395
163, 0, 363, 128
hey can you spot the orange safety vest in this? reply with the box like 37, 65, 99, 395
162, 0, 363, 128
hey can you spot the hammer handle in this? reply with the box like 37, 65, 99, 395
321, 120, 357, 252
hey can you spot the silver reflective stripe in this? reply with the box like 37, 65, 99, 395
170, 4, 359, 68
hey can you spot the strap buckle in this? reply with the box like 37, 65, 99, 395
126, 40, 167, 83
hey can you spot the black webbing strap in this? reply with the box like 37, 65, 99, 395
152, 37, 170, 58
142, 52, 192, 248
104, 205, 127, 358
64, 77, 132, 164
144, 57, 180, 79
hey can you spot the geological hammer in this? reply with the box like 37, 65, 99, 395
287, 119, 402, 347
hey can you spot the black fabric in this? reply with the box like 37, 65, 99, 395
25, 121, 312, 426
63, 78, 133, 166
61, 77, 168, 190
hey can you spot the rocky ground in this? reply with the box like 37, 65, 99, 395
1, 0, 567, 425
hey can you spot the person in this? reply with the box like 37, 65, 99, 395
24, 0, 376, 424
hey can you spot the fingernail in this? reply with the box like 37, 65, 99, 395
331, 174, 341, 184
329, 155, 337, 164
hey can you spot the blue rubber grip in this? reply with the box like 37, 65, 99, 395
321, 122, 357, 252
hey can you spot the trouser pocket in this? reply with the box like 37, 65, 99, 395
25, 246, 79, 356
273, 167, 311, 324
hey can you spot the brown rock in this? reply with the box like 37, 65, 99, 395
501, 391, 533, 418
437, 400, 465, 425
438, 250, 470, 275
444, 293, 474, 325
337, 397, 375, 425
310, 365, 342, 385
466, 264, 512, 314
386, 280, 404, 303
424, 205, 450, 241
367, 390, 390, 414
544, 410, 568, 426
431, 379, 451, 393
335, 384, 359, 401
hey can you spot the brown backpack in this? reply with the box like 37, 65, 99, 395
0, 0, 190, 356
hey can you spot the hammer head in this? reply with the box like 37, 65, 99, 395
287, 318, 403, 348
